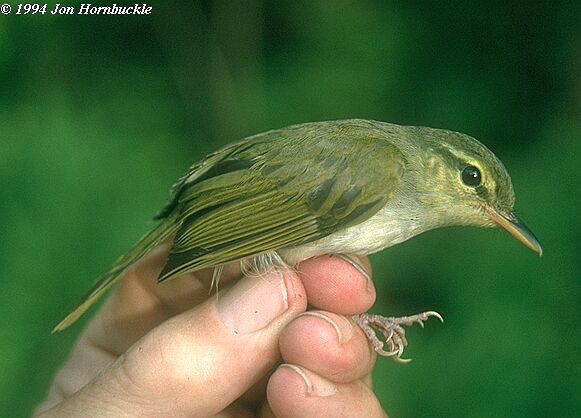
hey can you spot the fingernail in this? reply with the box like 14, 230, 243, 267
279, 364, 337, 397
352, 254, 374, 294
298, 311, 354, 344
336, 254, 374, 294
217, 271, 289, 334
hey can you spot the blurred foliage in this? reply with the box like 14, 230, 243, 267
1, 1, 579, 416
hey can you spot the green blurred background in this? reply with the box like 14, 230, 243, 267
1, 1, 579, 416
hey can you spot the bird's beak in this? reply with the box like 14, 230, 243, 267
485, 206, 543, 256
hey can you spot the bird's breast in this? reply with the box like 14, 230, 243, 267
279, 201, 429, 266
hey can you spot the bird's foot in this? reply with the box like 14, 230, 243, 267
352, 311, 443, 363
330, 254, 443, 362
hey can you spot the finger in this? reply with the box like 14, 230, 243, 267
83, 250, 372, 358
279, 311, 375, 383
45, 268, 308, 417
50, 250, 375, 407
267, 364, 387, 418
298, 254, 376, 315
78, 243, 242, 357
44, 245, 244, 405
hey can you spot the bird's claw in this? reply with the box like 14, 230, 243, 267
353, 311, 443, 363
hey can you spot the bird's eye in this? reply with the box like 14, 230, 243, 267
461, 165, 482, 187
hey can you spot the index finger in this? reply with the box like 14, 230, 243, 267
298, 254, 376, 315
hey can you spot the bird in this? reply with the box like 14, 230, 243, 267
53, 119, 542, 361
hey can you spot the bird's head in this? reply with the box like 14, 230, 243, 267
403, 126, 542, 255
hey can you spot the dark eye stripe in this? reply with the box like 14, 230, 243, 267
461, 165, 482, 187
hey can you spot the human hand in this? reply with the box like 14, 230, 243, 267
35, 245, 387, 417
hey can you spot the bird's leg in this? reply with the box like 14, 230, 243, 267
330, 254, 443, 362
352, 311, 443, 363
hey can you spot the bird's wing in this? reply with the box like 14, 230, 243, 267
159, 127, 405, 281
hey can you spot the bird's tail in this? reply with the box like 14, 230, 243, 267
52, 216, 180, 333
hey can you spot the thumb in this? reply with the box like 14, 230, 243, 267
45, 269, 307, 417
